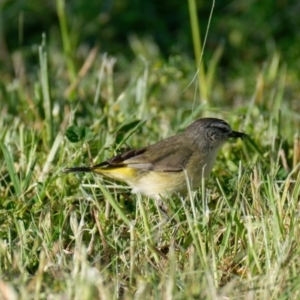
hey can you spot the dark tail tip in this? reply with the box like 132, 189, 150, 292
63, 167, 92, 173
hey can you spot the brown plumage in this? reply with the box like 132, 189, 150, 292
64, 118, 247, 198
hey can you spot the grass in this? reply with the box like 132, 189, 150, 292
1, 9, 300, 300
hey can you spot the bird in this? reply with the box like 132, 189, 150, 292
64, 118, 247, 198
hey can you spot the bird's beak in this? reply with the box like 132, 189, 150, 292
230, 131, 248, 139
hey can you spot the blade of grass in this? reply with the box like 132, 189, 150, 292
188, 0, 207, 101
56, 0, 76, 85
39, 36, 53, 147
188, 0, 215, 102
1, 142, 21, 197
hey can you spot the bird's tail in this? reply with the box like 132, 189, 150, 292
63, 166, 93, 173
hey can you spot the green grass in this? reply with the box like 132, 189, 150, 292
1, 9, 300, 300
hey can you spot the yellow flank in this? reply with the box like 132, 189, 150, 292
90, 161, 213, 198
92, 166, 140, 182
93, 165, 188, 197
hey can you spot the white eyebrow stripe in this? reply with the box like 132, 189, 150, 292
211, 121, 231, 131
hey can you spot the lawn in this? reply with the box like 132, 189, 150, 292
1, 1, 300, 299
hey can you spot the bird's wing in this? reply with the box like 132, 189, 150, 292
92, 148, 147, 168
93, 134, 195, 172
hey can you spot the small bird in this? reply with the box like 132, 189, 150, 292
64, 118, 247, 198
